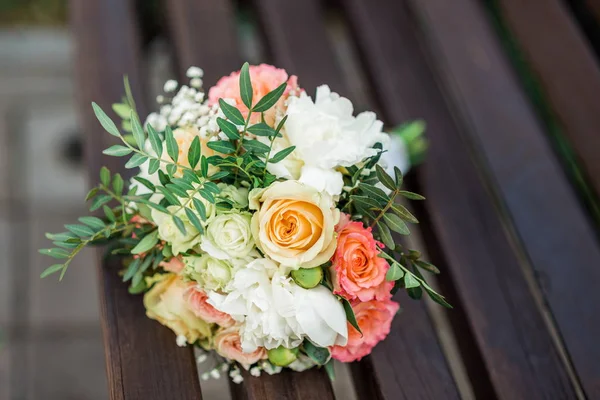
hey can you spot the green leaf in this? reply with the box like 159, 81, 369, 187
201, 156, 209, 177
137, 199, 169, 214
112, 173, 124, 195
148, 158, 160, 174
206, 140, 236, 154
100, 166, 110, 187
78, 216, 106, 231
90, 194, 111, 211
399, 190, 425, 200
128, 278, 148, 294
203, 181, 221, 194
92, 102, 121, 137
208, 170, 229, 180
130, 110, 145, 149
423, 286, 453, 308
358, 183, 388, 205
404, 272, 420, 289
324, 360, 336, 382
165, 126, 179, 163
303, 340, 331, 365
123, 75, 137, 114
199, 188, 215, 203
350, 195, 381, 211
166, 163, 177, 177
247, 123, 277, 137
40, 264, 64, 278
242, 139, 270, 154
386, 262, 405, 281
157, 187, 181, 205
147, 124, 163, 157
65, 224, 95, 237
407, 286, 423, 300
383, 213, 410, 235
269, 146, 296, 163
39, 248, 70, 259
133, 176, 156, 192
103, 145, 132, 157
415, 260, 440, 274
125, 153, 148, 169
218, 98, 245, 125
112, 103, 131, 118
239, 62, 253, 109
172, 215, 187, 235
253, 82, 287, 113
131, 230, 159, 254
391, 204, 419, 224
394, 166, 403, 187
192, 198, 207, 220
376, 164, 396, 191
188, 136, 201, 169
85, 187, 98, 202
172, 177, 195, 192
103, 205, 116, 222
158, 170, 170, 186
217, 117, 241, 140
166, 183, 188, 198
341, 298, 362, 335
123, 257, 141, 282
185, 208, 204, 233
377, 222, 395, 250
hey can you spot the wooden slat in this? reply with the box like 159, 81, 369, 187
408, 0, 600, 397
495, 0, 600, 200
341, 0, 577, 398
253, 1, 460, 399
71, 1, 203, 399
166, 0, 241, 86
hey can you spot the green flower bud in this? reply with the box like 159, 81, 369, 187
268, 346, 299, 367
291, 267, 323, 289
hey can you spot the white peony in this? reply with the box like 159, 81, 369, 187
207, 258, 348, 353
284, 85, 390, 196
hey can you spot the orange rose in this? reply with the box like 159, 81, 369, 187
159, 256, 185, 274
214, 326, 267, 368
250, 180, 339, 269
330, 216, 392, 301
185, 286, 234, 327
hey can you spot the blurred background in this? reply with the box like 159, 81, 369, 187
1, 0, 600, 399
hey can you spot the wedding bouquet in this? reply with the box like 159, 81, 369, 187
40, 63, 448, 381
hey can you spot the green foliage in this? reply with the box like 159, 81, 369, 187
302, 340, 330, 365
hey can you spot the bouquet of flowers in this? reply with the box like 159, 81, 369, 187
40, 63, 448, 381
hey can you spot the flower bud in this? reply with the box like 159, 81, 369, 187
267, 345, 299, 367
291, 267, 323, 289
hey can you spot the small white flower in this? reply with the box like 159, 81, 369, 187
164, 79, 178, 93
196, 353, 208, 364
156, 95, 165, 104
250, 367, 261, 377
176, 334, 187, 347
190, 78, 203, 88
201, 372, 210, 380
232, 374, 244, 384
210, 369, 221, 379
186, 66, 204, 78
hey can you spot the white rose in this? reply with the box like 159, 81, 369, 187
151, 206, 202, 255
284, 85, 390, 195
200, 211, 254, 260
217, 183, 249, 209
184, 254, 234, 291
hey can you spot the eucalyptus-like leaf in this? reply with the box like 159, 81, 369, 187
303, 340, 331, 365
166, 164, 177, 177
130, 110, 145, 149
423, 286, 452, 308
134, 176, 156, 192
399, 190, 425, 200
123, 75, 137, 114
85, 187, 98, 202
217, 117, 241, 140
199, 188, 215, 203
112, 173, 124, 195
171, 178, 194, 192
165, 126, 179, 163
357, 183, 388, 206
172, 215, 187, 235
275, 114, 288, 132
208, 170, 229, 180
394, 166, 403, 187
148, 158, 160, 174
377, 222, 395, 250
90, 194, 111, 211
185, 208, 204, 233
188, 136, 201, 169
376, 164, 396, 191
207, 140, 236, 154
218, 98, 245, 125
147, 124, 163, 157
39, 248, 70, 259
192, 198, 207, 220
125, 154, 148, 169
100, 166, 110, 187
103, 205, 116, 222
242, 139, 270, 154
324, 360, 336, 382
391, 204, 419, 224
166, 183, 188, 198
383, 213, 410, 235
203, 181, 221, 194
112, 103, 131, 119
201, 156, 209, 177
239, 62, 253, 109
103, 145, 132, 157
247, 123, 277, 137
40, 264, 64, 278
404, 272, 420, 289
253, 82, 287, 113
78, 216, 106, 231
131, 230, 159, 254
65, 224, 95, 237
92, 102, 121, 137
341, 298, 362, 335
407, 286, 423, 300
386, 262, 405, 281
123, 257, 141, 282
157, 187, 181, 205
269, 146, 296, 163
415, 260, 440, 274
350, 195, 381, 211
137, 198, 169, 214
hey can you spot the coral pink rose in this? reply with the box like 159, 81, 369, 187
184, 286, 234, 327
214, 326, 267, 368
330, 298, 399, 362
330, 216, 393, 302
208, 64, 300, 124
159, 256, 185, 274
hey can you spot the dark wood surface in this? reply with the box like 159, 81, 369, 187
71, 0, 203, 399
495, 0, 600, 202
341, 0, 577, 398
410, 0, 600, 397
253, 1, 461, 398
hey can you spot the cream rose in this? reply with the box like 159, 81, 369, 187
151, 206, 202, 255
249, 180, 339, 268
166, 127, 219, 177
214, 326, 267, 369
200, 211, 255, 260
184, 254, 234, 291
143, 274, 212, 344
217, 183, 249, 209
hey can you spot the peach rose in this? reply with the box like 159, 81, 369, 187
167, 127, 218, 177
159, 256, 185, 274
214, 326, 267, 368
185, 285, 234, 327
143, 274, 212, 344
208, 64, 300, 125
330, 216, 392, 302
330, 298, 399, 362
250, 180, 340, 269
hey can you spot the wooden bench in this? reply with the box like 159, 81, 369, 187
70, 0, 600, 398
